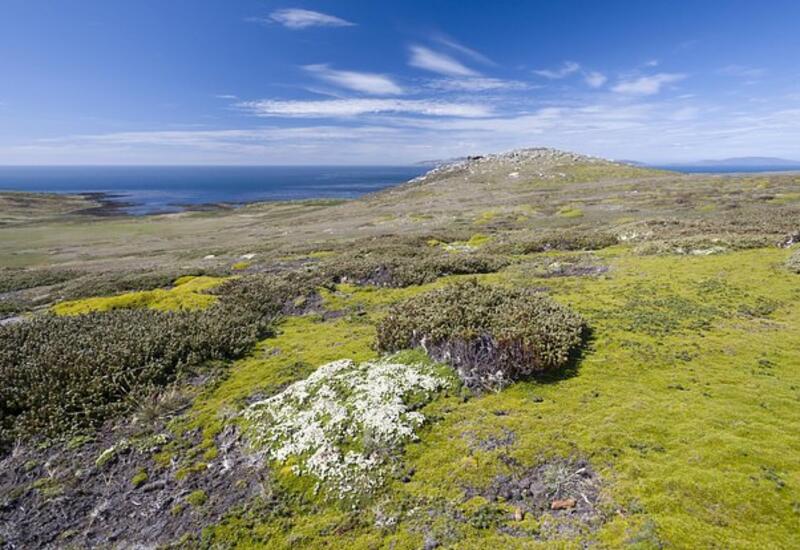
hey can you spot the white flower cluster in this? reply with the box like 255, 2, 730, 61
244, 357, 449, 497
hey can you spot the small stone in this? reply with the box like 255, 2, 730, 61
551, 498, 577, 510
531, 395, 544, 403
514, 507, 525, 521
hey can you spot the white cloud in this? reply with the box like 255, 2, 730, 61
584, 71, 607, 88
303, 64, 403, 95
263, 8, 354, 29
12, 100, 800, 165
408, 45, 479, 77
238, 98, 492, 118
426, 77, 528, 92
717, 65, 766, 78
433, 35, 494, 66
612, 73, 686, 95
533, 61, 581, 79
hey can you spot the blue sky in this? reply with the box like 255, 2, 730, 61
1, 0, 799, 164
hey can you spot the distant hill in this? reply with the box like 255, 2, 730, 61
683, 157, 800, 168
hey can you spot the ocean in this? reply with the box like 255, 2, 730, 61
653, 164, 800, 174
0, 165, 425, 215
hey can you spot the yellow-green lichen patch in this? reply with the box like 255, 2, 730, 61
474, 210, 498, 225
51, 275, 227, 315
556, 206, 584, 218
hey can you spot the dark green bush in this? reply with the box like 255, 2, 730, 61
321, 244, 509, 287
0, 272, 310, 450
512, 231, 618, 254
376, 280, 585, 390
0, 268, 77, 293
59, 268, 229, 302
0, 300, 20, 317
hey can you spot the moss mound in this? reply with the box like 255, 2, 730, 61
376, 280, 586, 390
52, 275, 226, 315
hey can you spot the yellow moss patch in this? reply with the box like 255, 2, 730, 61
52, 275, 227, 315
474, 210, 498, 225
556, 206, 584, 218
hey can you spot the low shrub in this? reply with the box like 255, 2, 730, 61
0, 272, 311, 450
58, 268, 229, 302
788, 249, 800, 273
376, 280, 585, 390
321, 244, 509, 287
494, 231, 618, 255
0, 268, 77, 293
0, 300, 20, 318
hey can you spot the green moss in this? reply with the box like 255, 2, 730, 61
474, 210, 498, 225
231, 261, 251, 271
769, 192, 800, 205
186, 489, 208, 507
199, 248, 800, 547
31, 477, 63, 498
307, 250, 335, 259
95, 439, 130, 468
131, 469, 149, 488
556, 206, 584, 218
52, 275, 227, 315
65, 434, 93, 450
175, 462, 208, 481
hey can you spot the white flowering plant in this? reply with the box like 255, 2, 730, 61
243, 352, 455, 498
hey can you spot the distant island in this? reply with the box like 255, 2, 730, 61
685, 156, 800, 167
636, 156, 800, 173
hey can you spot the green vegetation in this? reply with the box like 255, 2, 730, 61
0, 273, 300, 448
186, 489, 208, 506
0, 267, 76, 293
320, 239, 510, 287
52, 275, 226, 315
556, 206, 584, 218
244, 353, 457, 500
376, 280, 585, 390
131, 469, 149, 488
787, 248, 800, 273
2, 151, 800, 547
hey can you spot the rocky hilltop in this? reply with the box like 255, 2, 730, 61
412, 147, 615, 184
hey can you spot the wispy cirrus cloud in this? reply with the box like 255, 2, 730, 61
425, 77, 528, 92
254, 8, 355, 29
432, 34, 495, 66
238, 98, 492, 118
408, 45, 479, 77
533, 61, 581, 79
717, 65, 766, 78
612, 73, 686, 95
303, 64, 403, 95
14, 100, 800, 165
